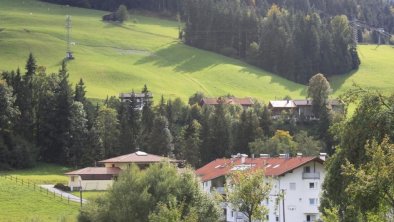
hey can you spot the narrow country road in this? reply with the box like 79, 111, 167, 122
40, 185, 87, 203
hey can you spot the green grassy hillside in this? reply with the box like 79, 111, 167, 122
0, 0, 393, 102
0, 164, 78, 222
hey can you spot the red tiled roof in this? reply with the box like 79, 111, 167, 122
196, 156, 323, 182
98, 151, 180, 164
201, 97, 254, 106
65, 167, 121, 175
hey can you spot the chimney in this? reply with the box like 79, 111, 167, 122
260, 154, 270, 158
241, 154, 248, 164
319, 153, 327, 161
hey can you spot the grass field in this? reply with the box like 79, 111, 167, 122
0, 164, 79, 222
70, 191, 106, 201
0, 0, 393, 103
1, 163, 73, 184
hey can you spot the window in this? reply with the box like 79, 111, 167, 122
306, 214, 317, 222
276, 216, 279, 221
309, 182, 317, 189
112, 164, 115, 168
309, 198, 318, 206
304, 166, 311, 173
289, 182, 296, 190
266, 215, 269, 220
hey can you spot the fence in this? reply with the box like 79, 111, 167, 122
0, 174, 84, 207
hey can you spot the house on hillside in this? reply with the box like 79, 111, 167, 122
196, 153, 326, 222
65, 151, 181, 191
200, 97, 254, 109
269, 99, 344, 120
119, 91, 153, 110
268, 100, 297, 117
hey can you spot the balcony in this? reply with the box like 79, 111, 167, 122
302, 172, 320, 179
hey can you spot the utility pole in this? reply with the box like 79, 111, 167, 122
282, 189, 285, 222
65, 14, 74, 59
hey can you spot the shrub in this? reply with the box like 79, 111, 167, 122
54, 183, 71, 192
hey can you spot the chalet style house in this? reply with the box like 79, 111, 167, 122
196, 153, 326, 222
199, 97, 254, 108
65, 151, 180, 191
269, 99, 344, 120
119, 91, 153, 110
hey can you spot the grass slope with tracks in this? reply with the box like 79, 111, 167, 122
0, 164, 79, 222
0, 0, 393, 103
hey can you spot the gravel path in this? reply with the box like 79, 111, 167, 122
40, 184, 87, 203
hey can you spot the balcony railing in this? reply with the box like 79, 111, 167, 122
302, 172, 320, 179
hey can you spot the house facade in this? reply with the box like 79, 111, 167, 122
119, 91, 153, 110
200, 97, 254, 109
65, 151, 180, 191
269, 99, 344, 120
196, 154, 326, 222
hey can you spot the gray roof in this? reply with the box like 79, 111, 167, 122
119, 92, 152, 98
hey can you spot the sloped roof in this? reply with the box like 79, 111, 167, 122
98, 151, 180, 164
119, 92, 152, 98
196, 156, 324, 182
201, 97, 254, 106
271, 99, 343, 107
269, 100, 297, 108
293, 99, 313, 106
65, 167, 121, 175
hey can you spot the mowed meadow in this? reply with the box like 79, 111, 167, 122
0, 164, 79, 222
0, 0, 393, 102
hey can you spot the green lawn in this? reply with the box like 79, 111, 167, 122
0, 0, 393, 103
0, 167, 79, 222
70, 190, 106, 201
1, 163, 74, 184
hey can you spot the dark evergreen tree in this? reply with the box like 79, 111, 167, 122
148, 115, 173, 156
52, 61, 73, 163
209, 99, 230, 160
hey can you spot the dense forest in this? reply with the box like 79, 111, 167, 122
0, 54, 334, 170
183, 0, 393, 83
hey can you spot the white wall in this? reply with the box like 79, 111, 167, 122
202, 160, 325, 222
68, 176, 114, 191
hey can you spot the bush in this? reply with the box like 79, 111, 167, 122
54, 183, 71, 192
115, 5, 128, 22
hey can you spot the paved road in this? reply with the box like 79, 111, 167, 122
40, 184, 87, 203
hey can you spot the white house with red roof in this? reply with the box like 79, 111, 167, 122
65, 151, 181, 191
196, 153, 326, 222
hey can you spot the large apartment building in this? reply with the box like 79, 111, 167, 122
196, 154, 326, 222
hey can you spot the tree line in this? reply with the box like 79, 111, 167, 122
183, 2, 364, 83
0, 54, 335, 170
40, 0, 181, 14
